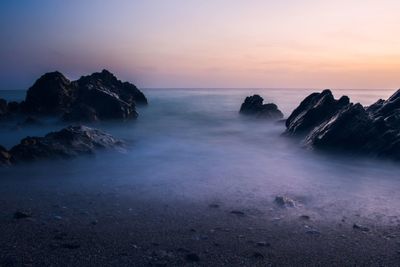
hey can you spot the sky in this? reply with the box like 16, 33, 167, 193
0, 0, 399, 89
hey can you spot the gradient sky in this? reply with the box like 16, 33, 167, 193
0, 0, 399, 89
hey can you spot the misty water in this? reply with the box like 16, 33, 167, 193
1, 88, 400, 226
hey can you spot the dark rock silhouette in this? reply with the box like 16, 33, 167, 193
10, 125, 124, 163
23, 71, 74, 114
240, 95, 283, 120
285, 90, 349, 135
21, 69, 147, 121
285, 89, 400, 160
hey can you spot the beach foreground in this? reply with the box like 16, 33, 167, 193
1, 185, 400, 266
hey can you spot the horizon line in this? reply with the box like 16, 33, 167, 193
0, 87, 399, 92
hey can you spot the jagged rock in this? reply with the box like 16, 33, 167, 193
304, 104, 375, 150
21, 69, 147, 121
23, 71, 74, 114
0, 145, 11, 166
240, 95, 283, 120
76, 69, 147, 105
286, 89, 400, 160
10, 125, 124, 162
285, 90, 350, 135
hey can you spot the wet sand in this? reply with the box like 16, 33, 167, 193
1, 183, 400, 267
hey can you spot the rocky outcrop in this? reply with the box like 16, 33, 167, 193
285, 90, 349, 135
9, 125, 124, 163
21, 69, 147, 121
23, 71, 74, 114
285, 89, 400, 160
240, 95, 284, 120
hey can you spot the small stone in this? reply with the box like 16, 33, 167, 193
274, 196, 295, 208
306, 230, 321, 235
300, 215, 310, 220
353, 224, 369, 232
230, 210, 245, 216
185, 253, 200, 262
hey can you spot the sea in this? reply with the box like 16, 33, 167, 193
1, 88, 400, 225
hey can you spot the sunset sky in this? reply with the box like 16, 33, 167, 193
0, 0, 399, 89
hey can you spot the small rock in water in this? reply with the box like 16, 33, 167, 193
209, 204, 220, 208
185, 253, 200, 262
353, 224, 369, 232
230, 210, 245, 216
14, 211, 32, 219
274, 196, 295, 208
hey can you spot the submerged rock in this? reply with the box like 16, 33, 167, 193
240, 95, 284, 120
9, 125, 124, 162
20, 69, 147, 121
285, 89, 400, 160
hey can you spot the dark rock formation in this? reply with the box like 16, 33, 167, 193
285, 89, 400, 160
0, 145, 11, 166
285, 90, 349, 135
23, 72, 74, 114
239, 95, 283, 120
62, 104, 99, 122
76, 69, 147, 106
10, 125, 124, 162
21, 69, 147, 121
